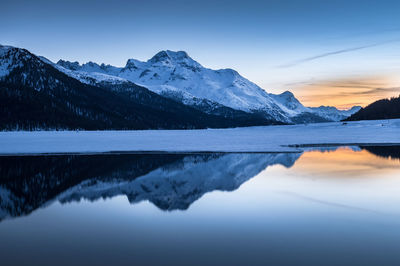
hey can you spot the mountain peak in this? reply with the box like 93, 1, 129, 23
57, 59, 119, 74
166, 50, 189, 59
145, 50, 202, 72
274, 91, 298, 103
148, 50, 171, 64
82, 61, 101, 68
0, 44, 29, 56
218, 68, 239, 75
0, 44, 13, 53
125, 58, 142, 69
280, 90, 294, 97
0, 44, 36, 78
57, 59, 80, 70
269, 90, 307, 114
316, 105, 337, 111
349, 106, 362, 111
149, 50, 193, 63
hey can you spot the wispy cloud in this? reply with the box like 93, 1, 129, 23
279, 39, 400, 68
348, 87, 400, 96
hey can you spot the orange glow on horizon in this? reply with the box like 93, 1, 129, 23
294, 75, 400, 110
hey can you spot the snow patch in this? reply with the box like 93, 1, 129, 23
0, 119, 399, 154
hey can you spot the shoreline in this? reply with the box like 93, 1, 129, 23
1, 119, 399, 156
0, 143, 399, 156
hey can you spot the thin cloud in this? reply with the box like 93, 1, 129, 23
348, 87, 400, 96
301, 87, 399, 98
283, 80, 315, 87
307, 83, 377, 89
279, 39, 400, 68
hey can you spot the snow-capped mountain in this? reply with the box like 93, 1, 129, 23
58, 52, 290, 122
0, 44, 276, 130
269, 91, 310, 116
118, 51, 286, 118
1, 43, 359, 127
311, 105, 362, 121
57, 50, 359, 123
268, 90, 361, 122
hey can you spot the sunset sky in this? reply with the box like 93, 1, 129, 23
1, 0, 400, 109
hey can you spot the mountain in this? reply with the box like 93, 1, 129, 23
310, 105, 362, 121
58, 52, 291, 122
269, 91, 360, 123
52, 59, 279, 123
345, 96, 400, 121
1, 44, 359, 128
57, 50, 359, 123
0, 152, 301, 221
0, 45, 278, 130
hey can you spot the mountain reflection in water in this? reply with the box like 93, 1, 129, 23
0, 146, 399, 222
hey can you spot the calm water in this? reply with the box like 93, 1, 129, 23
1, 146, 400, 266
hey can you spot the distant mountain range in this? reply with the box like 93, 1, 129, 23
345, 95, 400, 121
0, 44, 361, 130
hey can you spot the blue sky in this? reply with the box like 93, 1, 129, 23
2, 0, 400, 108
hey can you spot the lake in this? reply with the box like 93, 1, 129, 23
1, 146, 400, 266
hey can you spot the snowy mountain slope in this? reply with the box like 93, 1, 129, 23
269, 91, 310, 116
0, 45, 26, 79
57, 59, 120, 75
119, 51, 280, 113
310, 106, 362, 121
269, 90, 361, 121
58, 51, 292, 122
53, 58, 281, 122
268, 90, 360, 121
57, 50, 359, 123
54, 63, 129, 86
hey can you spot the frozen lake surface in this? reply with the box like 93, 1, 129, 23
0, 119, 399, 154
0, 146, 400, 265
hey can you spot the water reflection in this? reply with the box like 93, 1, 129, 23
1, 146, 400, 266
0, 153, 300, 221
0, 146, 399, 222
296, 146, 400, 178
361, 145, 400, 160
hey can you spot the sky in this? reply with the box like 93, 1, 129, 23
1, 0, 400, 109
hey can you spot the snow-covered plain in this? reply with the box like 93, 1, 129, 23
0, 119, 399, 155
